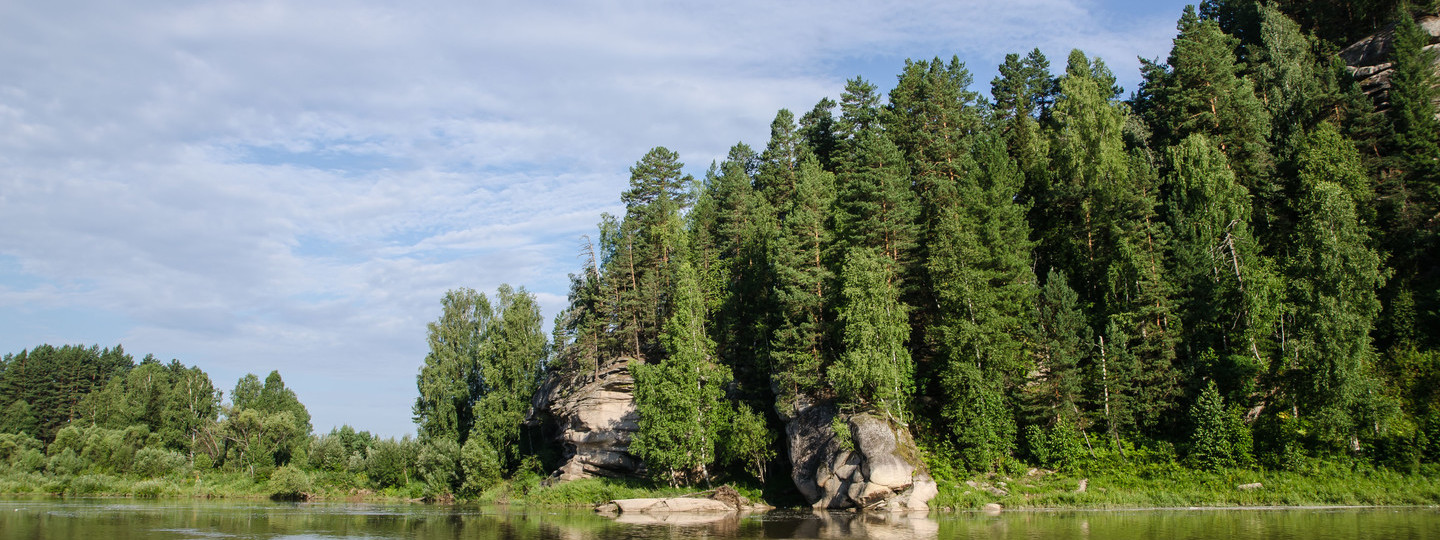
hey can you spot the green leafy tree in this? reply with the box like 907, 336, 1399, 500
1165, 134, 1282, 401
468, 285, 546, 475
1285, 175, 1390, 446
631, 259, 733, 486
1138, 7, 1276, 239
414, 288, 490, 445
831, 248, 913, 422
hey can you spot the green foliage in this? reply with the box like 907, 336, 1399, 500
724, 402, 775, 481
364, 437, 416, 489
460, 435, 501, 493
268, 464, 312, 499
0, 344, 134, 442
631, 259, 733, 486
831, 248, 913, 421
831, 415, 854, 452
0, 400, 38, 438
131, 447, 187, 477
1187, 381, 1252, 470
415, 437, 460, 494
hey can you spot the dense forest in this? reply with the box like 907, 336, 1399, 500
2, 0, 1439, 503
528, 0, 1440, 486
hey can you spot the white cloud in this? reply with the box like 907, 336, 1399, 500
0, 0, 1190, 437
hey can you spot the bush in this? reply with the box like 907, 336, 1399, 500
416, 438, 460, 494
460, 436, 501, 494
131, 479, 168, 498
47, 448, 86, 476
68, 474, 112, 495
132, 447, 188, 478
269, 465, 312, 500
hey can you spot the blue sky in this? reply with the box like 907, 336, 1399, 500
0, 0, 1195, 438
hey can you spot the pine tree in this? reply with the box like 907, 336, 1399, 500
1024, 270, 1090, 428
831, 128, 918, 280
1139, 6, 1276, 241
927, 135, 1036, 469
769, 156, 837, 414
1379, 10, 1440, 352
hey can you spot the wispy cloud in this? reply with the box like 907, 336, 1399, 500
0, 0, 1190, 437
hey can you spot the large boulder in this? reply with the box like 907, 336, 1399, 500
530, 357, 643, 481
784, 403, 937, 511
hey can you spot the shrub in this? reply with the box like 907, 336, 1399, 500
68, 474, 112, 495
47, 448, 86, 476
132, 447, 188, 478
269, 465, 312, 500
131, 479, 168, 498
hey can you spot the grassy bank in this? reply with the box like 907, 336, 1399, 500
932, 462, 1440, 510
3, 464, 1437, 511
0, 469, 763, 507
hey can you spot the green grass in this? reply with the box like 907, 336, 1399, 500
4, 462, 1437, 510
930, 461, 1440, 511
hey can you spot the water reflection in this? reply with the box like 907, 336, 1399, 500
0, 499, 1435, 539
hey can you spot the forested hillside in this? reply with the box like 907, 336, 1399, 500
2, 0, 1438, 505
531, 0, 1440, 486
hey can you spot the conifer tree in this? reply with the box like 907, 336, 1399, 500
1139, 7, 1276, 240
701, 144, 776, 402
927, 135, 1036, 469
1024, 270, 1089, 428
831, 128, 918, 280
1379, 10, 1440, 350
769, 157, 837, 413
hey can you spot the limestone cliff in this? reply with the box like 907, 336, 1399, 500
530, 357, 643, 481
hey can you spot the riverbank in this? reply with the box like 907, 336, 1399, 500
1, 464, 1437, 510
932, 462, 1440, 511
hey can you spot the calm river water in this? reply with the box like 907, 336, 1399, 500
1, 499, 1437, 539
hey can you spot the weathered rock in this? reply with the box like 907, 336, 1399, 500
1341, 14, 1440, 115
611, 497, 736, 513
530, 357, 643, 481
781, 403, 936, 511
1237, 482, 1264, 491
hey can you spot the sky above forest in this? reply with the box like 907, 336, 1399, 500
0, 0, 1195, 438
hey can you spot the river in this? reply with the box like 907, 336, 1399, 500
1, 499, 1436, 539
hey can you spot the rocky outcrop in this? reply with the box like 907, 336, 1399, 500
530, 357, 643, 481
784, 403, 937, 511
1341, 14, 1440, 114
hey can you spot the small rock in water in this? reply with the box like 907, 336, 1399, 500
982, 503, 1003, 513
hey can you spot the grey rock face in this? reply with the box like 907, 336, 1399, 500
532, 357, 643, 481
1341, 14, 1440, 116
783, 403, 937, 511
